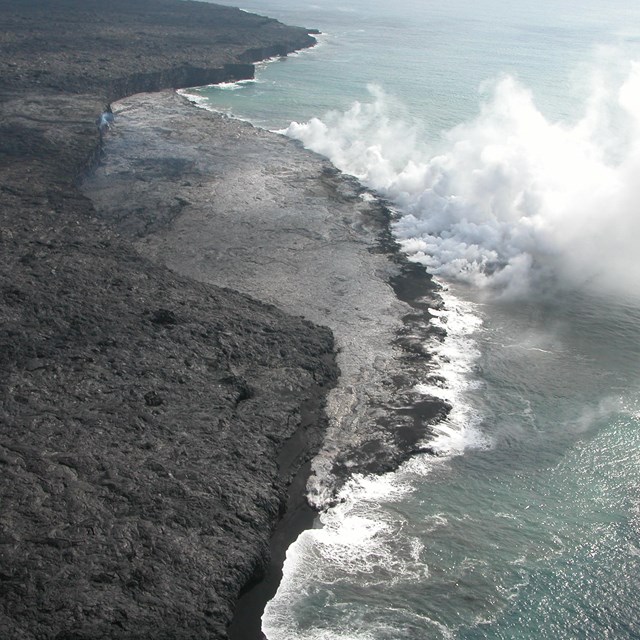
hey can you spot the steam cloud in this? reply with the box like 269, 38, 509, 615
283, 62, 640, 299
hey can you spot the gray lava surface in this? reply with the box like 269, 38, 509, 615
84, 92, 448, 508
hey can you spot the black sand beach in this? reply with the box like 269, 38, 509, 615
1, 0, 445, 637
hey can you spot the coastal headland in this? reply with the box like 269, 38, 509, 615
1, 0, 446, 637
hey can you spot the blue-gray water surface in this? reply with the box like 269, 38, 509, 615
193, 1, 640, 637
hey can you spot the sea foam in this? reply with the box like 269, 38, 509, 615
413, 285, 489, 457
263, 283, 487, 640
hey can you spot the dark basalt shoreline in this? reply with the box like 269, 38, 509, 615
1, 1, 449, 637
1, 1, 332, 638
79, 89, 449, 637
84, 91, 449, 509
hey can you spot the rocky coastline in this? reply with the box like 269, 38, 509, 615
1, 1, 448, 637
1, 1, 333, 638
80, 89, 450, 636
84, 91, 449, 511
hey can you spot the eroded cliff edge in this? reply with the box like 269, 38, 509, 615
0, 1, 334, 638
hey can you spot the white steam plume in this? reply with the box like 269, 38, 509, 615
283, 63, 640, 300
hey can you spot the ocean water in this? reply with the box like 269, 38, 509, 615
194, 1, 640, 637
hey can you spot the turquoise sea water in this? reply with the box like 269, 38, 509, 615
194, 1, 640, 637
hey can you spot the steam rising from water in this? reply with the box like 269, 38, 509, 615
284, 62, 640, 299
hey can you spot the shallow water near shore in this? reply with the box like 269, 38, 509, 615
195, 0, 640, 637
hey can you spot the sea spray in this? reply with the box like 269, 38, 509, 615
283, 61, 640, 300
